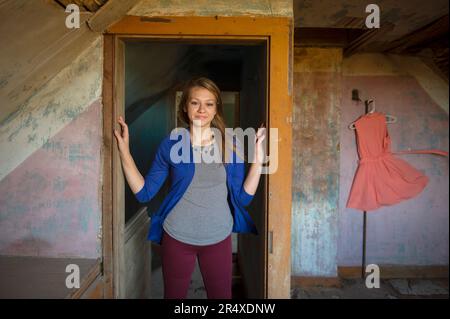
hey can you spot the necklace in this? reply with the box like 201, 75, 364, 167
193, 139, 216, 156
192, 133, 215, 147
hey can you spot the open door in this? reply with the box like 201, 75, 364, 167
103, 16, 293, 299
235, 43, 268, 298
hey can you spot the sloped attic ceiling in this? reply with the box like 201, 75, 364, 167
0, 0, 448, 126
0, 0, 139, 126
53, 0, 109, 12
293, 0, 449, 79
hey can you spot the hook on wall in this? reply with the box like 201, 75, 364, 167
352, 89, 376, 113
352, 89, 361, 102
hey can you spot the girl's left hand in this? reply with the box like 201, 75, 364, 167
253, 123, 267, 164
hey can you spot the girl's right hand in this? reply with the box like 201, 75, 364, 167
113, 116, 130, 154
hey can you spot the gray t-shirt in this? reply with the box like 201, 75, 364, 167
163, 142, 233, 245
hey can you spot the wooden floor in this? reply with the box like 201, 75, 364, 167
0, 256, 98, 299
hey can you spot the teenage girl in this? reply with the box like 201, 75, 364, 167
114, 77, 265, 299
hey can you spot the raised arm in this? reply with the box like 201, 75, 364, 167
114, 116, 145, 194
243, 124, 266, 196
113, 116, 169, 203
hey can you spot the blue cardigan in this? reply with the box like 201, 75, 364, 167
134, 128, 258, 245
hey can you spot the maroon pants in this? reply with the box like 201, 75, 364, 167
161, 230, 232, 299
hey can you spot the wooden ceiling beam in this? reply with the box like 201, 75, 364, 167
384, 14, 449, 54
87, 0, 141, 32
344, 22, 395, 57
55, 0, 88, 11
294, 27, 365, 47
55, 0, 109, 12
82, 0, 101, 12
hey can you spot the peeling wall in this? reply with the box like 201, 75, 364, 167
0, 38, 103, 181
0, 39, 103, 258
292, 49, 448, 276
292, 48, 342, 277
0, 0, 95, 126
0, 0, 292, 264
343, 54, 449, 114
129, 0, 293, 17
2, 0, 446, 276
339, 53, 449, 266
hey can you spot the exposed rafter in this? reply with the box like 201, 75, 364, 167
344, 22, 395, 57
384, 14, 448, 54
384, 14, 449, 80
54, 0, 109, 13
87, 0, 141, 32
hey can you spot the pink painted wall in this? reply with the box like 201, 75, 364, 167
339, 75, 449, 266
0, 100, 102, 258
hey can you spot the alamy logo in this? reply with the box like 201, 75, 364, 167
65, 264, 80, 289
365, 4, 380, 29
365, 264, 380, 288
168, 125, 278, 174
65, 4, 80, 29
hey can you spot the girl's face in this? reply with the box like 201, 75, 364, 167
184, 86, 217, 128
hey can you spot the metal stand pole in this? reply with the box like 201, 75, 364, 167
362, 211, 367, 278
361, 99, 369, 279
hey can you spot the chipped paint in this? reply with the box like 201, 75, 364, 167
0, 37, 102, 181
0, 0, 95, 125
0, 35, 103, 258
294, 48, 342, 73
128, 0, 293, 17
343, 53, 449, 114
292, 48, 342, 277
0, 100, 102, 258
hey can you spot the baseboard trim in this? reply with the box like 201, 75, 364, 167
291, 265, 449, 288
338, 265, 449, 279
291, 276, 342, 288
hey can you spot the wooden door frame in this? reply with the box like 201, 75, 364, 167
102, 15, 293, 299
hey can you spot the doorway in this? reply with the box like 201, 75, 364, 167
102, 16, 293, 299
124, 40, 267, 298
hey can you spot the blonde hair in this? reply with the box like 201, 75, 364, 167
177, 77, 244, 164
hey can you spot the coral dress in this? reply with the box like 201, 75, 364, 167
347, 112, 448, 211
